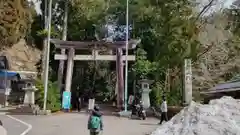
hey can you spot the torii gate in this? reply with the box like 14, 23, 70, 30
50, 39, 140, 109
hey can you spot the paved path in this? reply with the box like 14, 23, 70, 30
13, 113, 159, 135
0, 115, 28, 135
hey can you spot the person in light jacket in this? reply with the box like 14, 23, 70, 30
159, 96, 168, 124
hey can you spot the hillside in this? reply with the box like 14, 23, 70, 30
0, 39, 41, 72
193, 14, 240, 91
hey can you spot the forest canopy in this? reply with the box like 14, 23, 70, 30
1, 0, 239, 107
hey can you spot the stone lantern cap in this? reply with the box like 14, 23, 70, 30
19, 79, 37, 91
138, 79, 154, 90
138, 79, 154, 84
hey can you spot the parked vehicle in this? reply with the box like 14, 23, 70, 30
131, 101, 146, 120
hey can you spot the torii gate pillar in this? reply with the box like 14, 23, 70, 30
116, 48, 124, 108
65, 48, 75, 92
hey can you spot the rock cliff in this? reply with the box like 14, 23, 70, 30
0, 39, 41, 72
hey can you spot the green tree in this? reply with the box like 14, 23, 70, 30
128, 0, 200, 104
35, 79, 61, 112
32, 0, 201, 106
0, 0, 33, 48
132, 48, 157, 79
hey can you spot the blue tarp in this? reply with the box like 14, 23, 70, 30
0, 70, 20, 89
0, 70, 20, 79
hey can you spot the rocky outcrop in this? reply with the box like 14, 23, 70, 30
0, 39, 41, 72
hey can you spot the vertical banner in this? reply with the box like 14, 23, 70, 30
184, 59, 192, 105
62, 91, 71, 109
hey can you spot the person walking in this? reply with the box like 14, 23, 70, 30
76, 95, 81, 112
88, 105, 103, 135
112, 94, 117, 107
159, 96, 168, 124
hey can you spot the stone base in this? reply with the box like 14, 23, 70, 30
118, 111, 132, 117
11, 105, 35, 114
117, 108, 159, 118
38, 110, 51, 115
5, 102, 9, 107
10, 104, 51, 115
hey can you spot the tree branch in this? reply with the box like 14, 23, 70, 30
196, 43, 215, 59
196, 0, 216, 21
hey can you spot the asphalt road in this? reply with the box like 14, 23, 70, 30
12, 113, 159, 135
0, 115, 28, 135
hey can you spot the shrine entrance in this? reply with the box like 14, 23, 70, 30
50, 39, 140, 109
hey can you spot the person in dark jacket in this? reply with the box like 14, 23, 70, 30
88, 105, 103, 135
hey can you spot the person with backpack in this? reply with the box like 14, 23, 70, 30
88, 105, 103, 135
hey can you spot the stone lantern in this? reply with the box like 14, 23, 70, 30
22, 79, 38, 105
138, 79, 154, 109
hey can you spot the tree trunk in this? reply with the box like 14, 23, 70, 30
57, 0, 69, 91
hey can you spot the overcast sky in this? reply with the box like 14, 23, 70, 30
30, 0, 41, 14
224, 0, 235, 6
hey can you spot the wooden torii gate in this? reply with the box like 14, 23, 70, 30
50, 39, 140, 109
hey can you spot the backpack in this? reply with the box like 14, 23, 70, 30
90, 116, 101, 129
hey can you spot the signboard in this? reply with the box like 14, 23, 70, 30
62, 91, 71, 109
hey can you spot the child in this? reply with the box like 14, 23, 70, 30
88, 105, 103, 135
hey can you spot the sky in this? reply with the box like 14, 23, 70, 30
225, 0, 235, 6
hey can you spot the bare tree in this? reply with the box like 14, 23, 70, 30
193, 13, 240, 91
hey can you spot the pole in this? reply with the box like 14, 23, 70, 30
43, 0, 53, 111
4, 69, 7, 107
41, 0, 48, 80
124, 0, 129, 112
